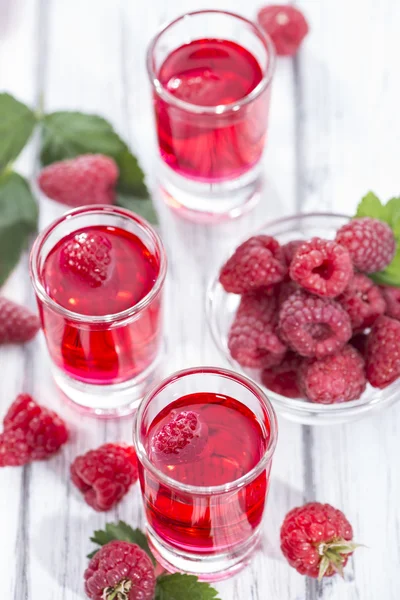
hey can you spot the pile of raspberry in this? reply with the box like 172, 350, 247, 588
219, 217, 400, 404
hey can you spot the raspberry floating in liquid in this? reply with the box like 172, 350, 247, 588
60, 231, 112, 288
0, 394, 68, 467
70, 443, 138, 511
336, 217, 396, 273
290, 237, 353, 298
281, 502, 357, 579
150, 411, 209, 465
219, 235, 286, 294
84, 540, 155, 600
257, 4, 309, 57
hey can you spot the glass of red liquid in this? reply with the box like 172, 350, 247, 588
133, 366, 277, 580
147, 10, 276, 222
30, 206, 167, 417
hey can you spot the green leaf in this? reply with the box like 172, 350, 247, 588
155, 574, 221, 600
116, 150, 149, 198
355, 191, 386, 221
0, 171, 38, 285
0, 93, 37, 171
40, 111, 150, 198
117, 193, 158, 225
88, 521, 156, 565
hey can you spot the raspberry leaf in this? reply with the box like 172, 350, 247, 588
88, 521, 156, 565
40, 111, 150, 199
355, 191, 387, 221
0, 94, 37, 171
0, 171, 38, 285
155, 574, 220, 600
117, 193, 158, 225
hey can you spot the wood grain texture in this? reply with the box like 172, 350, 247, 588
0, 0, 399, 598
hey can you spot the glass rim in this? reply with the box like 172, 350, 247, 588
133, 366, 278, 495
29, 205, 167, 325
146, 9, 276, 115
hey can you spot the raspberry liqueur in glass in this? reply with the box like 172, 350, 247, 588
147, 10, 276, 221
133, 367, 277, 580
30, 206, 166, 417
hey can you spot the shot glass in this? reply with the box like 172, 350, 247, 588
133, 366, 277, 580
147, 10, 276, 222
30, 206, 167, 417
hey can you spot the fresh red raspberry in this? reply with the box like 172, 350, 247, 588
60, 232, 112, 288
290, 237, 353, 298
0, 394, 68, 467
366, 316, 400, 388
257, 5, 309, 56
150, 411, 208, 465
279, 290, 352, 358
337, 274, 386, 329
0, 297, 40, 344
84, 541, 155, 600
70, 443, 138, 511
261, 352, 301, 398
38, 154, 119, 207
380, 286, 400, 320
298, 345, 366, 404
281, 502, 356, 579
228, 292, 287, 368
219, 235, 286, 294
336, 217, 396, 273
277, 280, 299, 306
349, 332, 369, 357
282, 239, 302, 268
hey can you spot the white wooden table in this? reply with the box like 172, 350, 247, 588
1, 1, 400, 598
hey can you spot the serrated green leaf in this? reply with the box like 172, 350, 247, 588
0, 171, 38, 285
40, 111, 126, 165
116, 150, 149, 198
117, 193, 158, 225
87, 521, 156, 565
155, 574, 220, 600
0, 93, 37, 171
355, 191, 386, 220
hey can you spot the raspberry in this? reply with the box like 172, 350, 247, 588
219, 235, 286, 294
298, 345, 366, 404
70, 443, 138, 511
0, 394, 68, 467
0, 297, 40, 344
60, 232, 112, 288
261, 352, 301, 398
290, 237, 353, 298
228, 292, 287, 368
366, 316, 400, 388
279, 290, 352, 358
277, 280, 299, 305
282, 239, 302, 267
281, 502, 356, 579
336, 217, 396, 273
150, 411, 208, 465
380, 286, 400, 320
257, 5, 309, 57
337, 274, 386, 329
84, 541, 155, 600
38, 154, 119, 207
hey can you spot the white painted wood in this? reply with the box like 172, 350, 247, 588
0, 0, 399, 598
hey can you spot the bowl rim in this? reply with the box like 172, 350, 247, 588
206, 211, 395, 417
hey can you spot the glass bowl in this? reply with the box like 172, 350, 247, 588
206, 213, 400, 425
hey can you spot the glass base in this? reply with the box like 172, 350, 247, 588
158, 161, 262, 223
147, 525, 260, 582
51, 357, 162, 418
